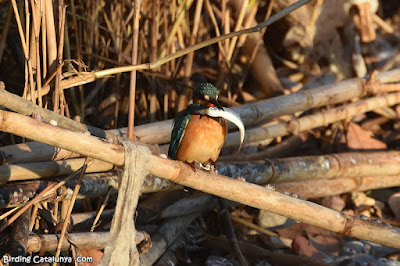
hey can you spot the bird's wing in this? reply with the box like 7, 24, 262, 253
168, 112, 191, 159
168, 103, 206, 160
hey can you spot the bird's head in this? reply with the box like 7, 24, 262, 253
193, 83, 224, 110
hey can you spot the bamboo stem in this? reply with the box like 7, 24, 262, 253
274, 175, 400, 199
0, 87, 123, 143
0, 158, 114, 184
27, 231, 149, 252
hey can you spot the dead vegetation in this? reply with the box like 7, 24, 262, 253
1, 0, 400, 265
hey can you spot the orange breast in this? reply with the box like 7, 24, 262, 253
176, 115, 227, 164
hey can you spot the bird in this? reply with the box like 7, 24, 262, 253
168, 83, 245, 172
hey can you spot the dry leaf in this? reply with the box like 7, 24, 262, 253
388, 192, 400, 220
352, 192, 376, 207
292, 235, 320, 257
79, 249, 103, 266
277, 223, 341, 255
319, 195, 346, 211
346, 122, 387, 149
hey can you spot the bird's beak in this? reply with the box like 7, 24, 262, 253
210, 97, 224, 110
200, 107, 245, 153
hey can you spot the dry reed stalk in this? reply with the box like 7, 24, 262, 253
1, 110, 400, 248
221, 0, 227, 51
205, 0, 229, 63
43, 0, 57, 74
53, 0, 314, 91
161, 0, 195, 58
225, 91, 400, 148
184, 0, 204, 78
54, 4, 67, 115
24, 0, 31, 100
128, 0, 141, 139
224, 4, 231, 56
41, 0, 47, 78
30, 0, 43, 107
27, 231, 149, 252
227, 0, 248, 61
11, 0, 36, 103
29, 204, 38, 232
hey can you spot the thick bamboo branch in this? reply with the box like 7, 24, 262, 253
0, 111, 125, 166
27, 231, 149, 252
4, 151, 400, 187
0, 173, 178, 209
0, 111, 400, 248
4, 170, 399, 210
219, 151, 400, 184
0, 158, 114, 184
274, 175, 400, 199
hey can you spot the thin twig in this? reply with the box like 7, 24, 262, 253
90, 188, 112, 232
53, 157, 89, 264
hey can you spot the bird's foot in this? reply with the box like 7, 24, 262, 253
190, 160, 203, 172
189, 161, 217, 174
209, 160, 218, 175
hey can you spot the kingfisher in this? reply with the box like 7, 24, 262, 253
168, 83, 245, 171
